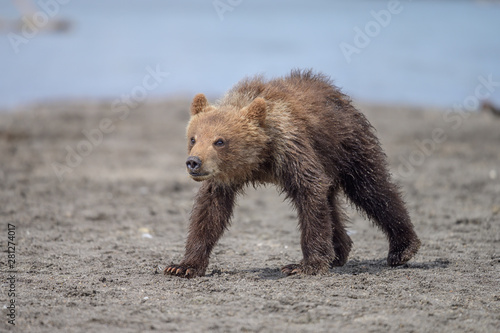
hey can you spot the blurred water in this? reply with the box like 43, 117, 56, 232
1, 0, 499, 110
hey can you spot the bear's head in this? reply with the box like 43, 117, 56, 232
185, 93, 269, 183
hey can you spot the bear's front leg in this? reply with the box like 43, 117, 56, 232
165, 182, 238, 278
280, 163, 335, 276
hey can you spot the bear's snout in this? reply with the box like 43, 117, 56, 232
186, 156, 202, 173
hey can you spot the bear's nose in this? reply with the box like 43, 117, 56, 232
186, 156, 202, 172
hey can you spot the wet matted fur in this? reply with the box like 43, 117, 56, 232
165, 70, 420, 278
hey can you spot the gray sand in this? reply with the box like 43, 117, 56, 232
0, 100, 499, 332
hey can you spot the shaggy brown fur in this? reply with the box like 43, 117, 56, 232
165, 70, 421, 278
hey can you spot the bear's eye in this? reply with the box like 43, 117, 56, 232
190, 137, 196, 145
214, 139, 225, 147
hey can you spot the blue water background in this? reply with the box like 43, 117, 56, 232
1, 0, 500, 110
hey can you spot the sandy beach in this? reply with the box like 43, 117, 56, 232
0, 99, 499, 332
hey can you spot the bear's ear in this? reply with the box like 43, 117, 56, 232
190, 93, 208, 116
245, 98, 267, 126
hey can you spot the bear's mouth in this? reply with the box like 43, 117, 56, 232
188, 172, 211, 181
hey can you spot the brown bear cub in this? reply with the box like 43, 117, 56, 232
165, 70, 420, 278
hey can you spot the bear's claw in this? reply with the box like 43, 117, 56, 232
281, 262, 329, 276
164, 264, 197, 278
281, 264, 302, 276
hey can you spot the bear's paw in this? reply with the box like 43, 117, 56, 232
164, 264, 204, 278
281, 261, 329, 276
387, 238, 421, 267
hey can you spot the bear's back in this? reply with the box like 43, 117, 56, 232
220, 70, 354, 120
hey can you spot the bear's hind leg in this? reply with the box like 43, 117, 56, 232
341, 155, 420, 266
328, 187, 352, 267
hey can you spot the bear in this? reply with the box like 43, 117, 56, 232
165, 69, 421, 278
